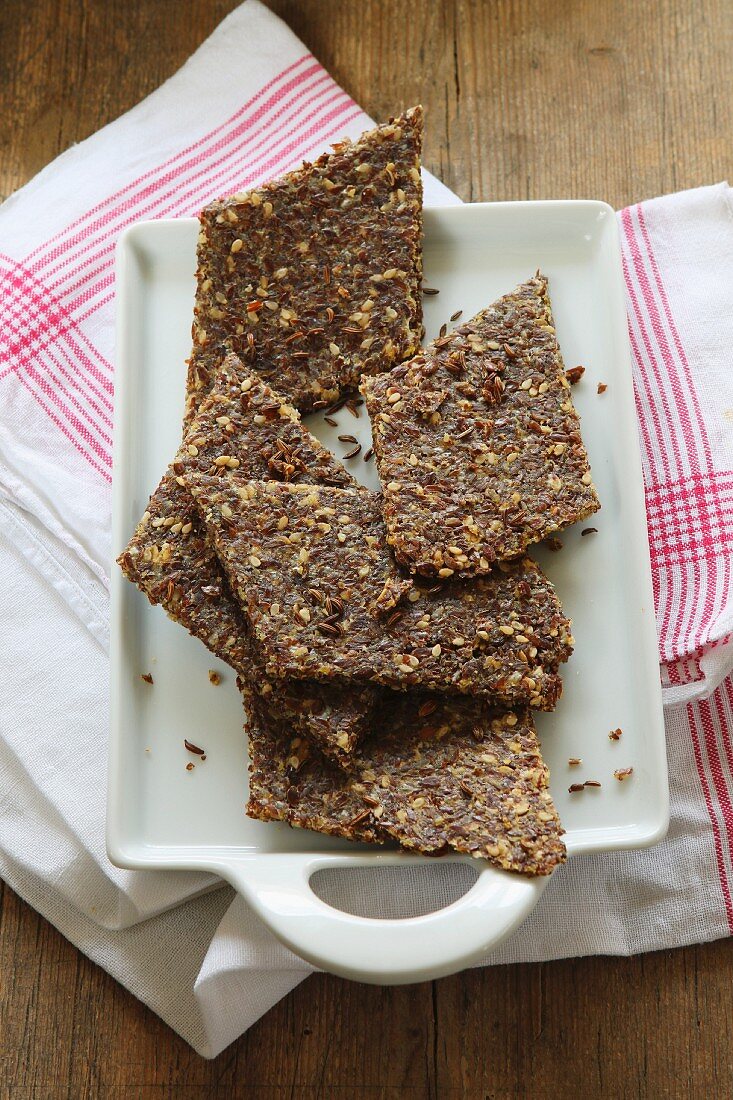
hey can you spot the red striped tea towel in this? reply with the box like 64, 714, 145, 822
1, 0, 732, 1058
620, 191, 733, 704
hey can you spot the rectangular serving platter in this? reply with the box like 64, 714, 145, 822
108, 202, 669, 978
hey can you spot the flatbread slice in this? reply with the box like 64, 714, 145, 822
186, 107, 424, 419
362, 273, 600, 575
186, 479, 573, 710
118, 355, 374, 764
245, 688, 566, 876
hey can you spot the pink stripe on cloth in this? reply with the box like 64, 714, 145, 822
666, 654, 733, 932
44, 82, 344, 296
623, 206, 707, 474
15, 372, 112, 483
16, 99, 363, 350
62, 104, 364, 316
54, 94, 359, 310
22, 54, 315, 268
619, 200, 733, 665
622, 236, 687, 483
39, 68, 343, 289
16, 339, 113, 439
0, 61, 365, 465
0, 256, 114, 395
688, 704, 733, 933
632, 201, 732, 651
645, 474, 733, 568
636, 205, 715, 474
0, 261, 115, 471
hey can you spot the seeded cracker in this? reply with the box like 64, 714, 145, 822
173, 353, 353, 488
185, 479, 573, 709
118, 355, 375, 765
362, 273, 600, 575
245, 688, 566, 876
185, 108, 424, 420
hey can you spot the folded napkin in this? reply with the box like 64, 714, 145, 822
1, 0, 732, 1059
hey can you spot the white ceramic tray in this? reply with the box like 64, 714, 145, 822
108, 202, 669, 984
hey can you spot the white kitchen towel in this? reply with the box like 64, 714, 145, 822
1, 0, 732, 1059
618, 188, 733, 704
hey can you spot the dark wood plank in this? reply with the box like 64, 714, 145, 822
4, 876, 733, 1098
1, 0, 731, 1096
434, 943, 733, 1097
265, 0, 732, 207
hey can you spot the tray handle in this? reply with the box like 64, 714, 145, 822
219, 852, 548, 984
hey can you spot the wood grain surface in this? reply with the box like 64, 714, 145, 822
1, 1, 731, 1097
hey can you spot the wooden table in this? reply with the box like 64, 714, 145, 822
1, 1, 731, 1095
